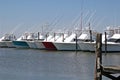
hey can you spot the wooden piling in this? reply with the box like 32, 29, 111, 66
94, 33, 120, 80
94, 33, 102, 80
38, 32, 40, 40
75, 33, 78, 51
54, 33, 56, 41
45, 33, 48, 41
62, 33, 64, 42
90, 30, 92, 42
104, 32, 107, 54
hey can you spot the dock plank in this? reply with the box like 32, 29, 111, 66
103, 65, 120, 74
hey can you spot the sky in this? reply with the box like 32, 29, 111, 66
0, 0, 120, 37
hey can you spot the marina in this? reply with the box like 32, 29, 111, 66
0, 0, 120, 80
0, 32, 119, 80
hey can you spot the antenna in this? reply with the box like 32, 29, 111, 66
80, 0, 84, 31
85, 11, 96, 26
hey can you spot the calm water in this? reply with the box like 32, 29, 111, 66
0, 48, 119, 80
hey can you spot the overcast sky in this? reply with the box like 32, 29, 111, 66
0, 0, 120, 37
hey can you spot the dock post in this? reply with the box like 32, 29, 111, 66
38, 32, 40, 40
90, 30, 92, 42
62, 33, 64, 42
75, 33, 78, 51
94, 33, 102, 80
104, 32, 107, 54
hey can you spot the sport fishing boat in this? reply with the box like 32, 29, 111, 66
0, 34, 16, 48
53, 33, 81, 51
42, 32, 61, 50
102, 33, 120, 52
81, 33, 120, 52
26, 33, 38, 49
53, 27, 95, 51
34, 33, 46, 49
27, 32, 45, 49
78, 27, 120, 52
12, 33, 30, 48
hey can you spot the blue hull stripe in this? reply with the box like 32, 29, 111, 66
13, 41, 29, 48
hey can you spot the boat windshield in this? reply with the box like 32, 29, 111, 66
116, 39, 120, 43
107, 38, 117, 42
107, 38, 120, 43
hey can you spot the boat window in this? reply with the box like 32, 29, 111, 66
107, 39, 117, 42
76, 39, 94, 42
116, 39, 120, 43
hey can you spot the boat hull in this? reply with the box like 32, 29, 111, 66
34, 41, 45, 49
53, 42, 81, 51
102, 43, 120, 52
78, 42, 120, 52
42, 42, 57, 50
78, 42, 95, 51
27, 41, 37, 49
13, 41, 29, 48
5, 41, 16, 48
0, 41, 7, 48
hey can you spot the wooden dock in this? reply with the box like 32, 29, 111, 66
94, 33, 120, 80
103, 66, 120, 74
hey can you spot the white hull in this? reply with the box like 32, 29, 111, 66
27, 41, 37, 49
0, 41, 7, 47
53, 42, 81, 51
102, 43, 120, 52
34, 41, 45, 49
78, 42, 120, 52
5, 41, 15, 48
79, 42, 95, 51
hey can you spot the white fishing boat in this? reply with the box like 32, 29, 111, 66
79, 27, 120, 52
12, 33, 30, 48
34, 41, 45, 49
78, 33, 107, 51
53, 33, 81, 51
0, 36, 8, 47
0, 34, 16, 48
42, 32, 61, 50
34, 33, 53, 49
27, 32, 45, 49
102, 33, 120, 52
53, 27, 96, 51
79, 37, 104, 51
83, 34, 120, 52
26, 33, 38, 49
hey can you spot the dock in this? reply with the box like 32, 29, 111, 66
94, 33, 120, 80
